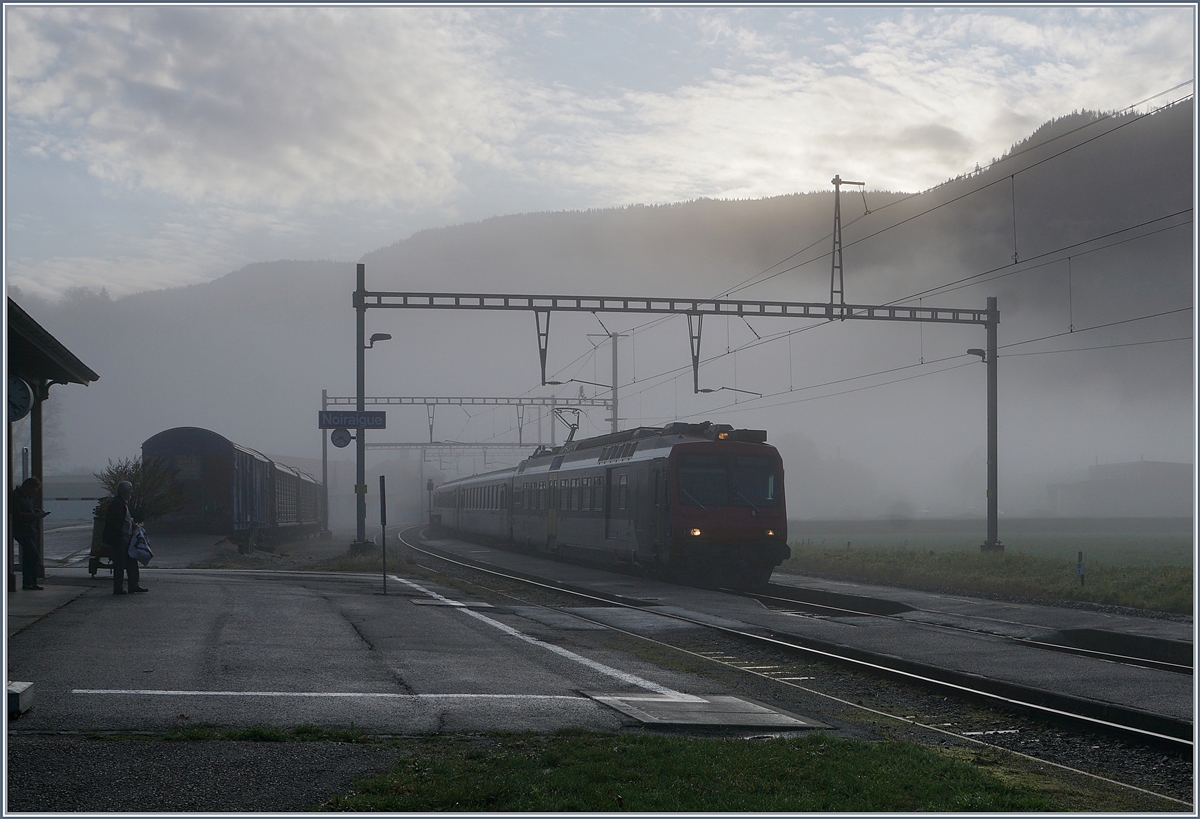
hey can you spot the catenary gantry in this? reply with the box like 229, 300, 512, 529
350, 265, 1001, 551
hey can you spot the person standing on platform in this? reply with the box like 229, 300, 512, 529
103, 480, 146, 595
10, 477, 49, 590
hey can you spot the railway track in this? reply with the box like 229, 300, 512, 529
743, 586, 1193, 677
393, 525, 1192, 807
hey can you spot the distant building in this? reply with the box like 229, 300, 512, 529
1048, 461, 1193, 518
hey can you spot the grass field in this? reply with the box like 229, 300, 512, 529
783, 518, 1193, 613
314, 730, 1061, 812
144, 725, 1179, 811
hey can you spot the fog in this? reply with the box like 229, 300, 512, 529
12, 102, 1194, 526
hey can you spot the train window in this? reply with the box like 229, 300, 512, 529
618, 474, 628, 510
582, 477, 591, 511
595, 477, 604, 511
500, 485, 506, 510
560, 481, 569, 511
677, 458, 726, 507
570, 478, 579, 510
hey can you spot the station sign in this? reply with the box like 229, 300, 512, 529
319, 410, 386, 429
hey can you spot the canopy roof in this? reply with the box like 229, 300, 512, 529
7, 298, 99, 386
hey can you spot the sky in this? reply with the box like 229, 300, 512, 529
5, 4, 1196, 301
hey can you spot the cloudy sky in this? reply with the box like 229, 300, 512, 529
5, 5, 1195, 301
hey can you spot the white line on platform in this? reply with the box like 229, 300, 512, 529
72, 690, 581, 699
392, 575, 703, 702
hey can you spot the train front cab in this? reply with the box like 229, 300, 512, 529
665, 438, 789, 589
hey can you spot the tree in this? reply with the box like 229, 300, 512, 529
94, 457, 184, 523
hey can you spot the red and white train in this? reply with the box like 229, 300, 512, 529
431, 421, 789, 589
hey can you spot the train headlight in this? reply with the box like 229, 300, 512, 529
765, 529, 775, 537
690, 528, 702, 537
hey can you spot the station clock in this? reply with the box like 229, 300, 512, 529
8, 375, 34, 423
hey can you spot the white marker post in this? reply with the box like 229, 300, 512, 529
379, 475, 387, 595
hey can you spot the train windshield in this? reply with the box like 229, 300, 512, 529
731, 455, 779, 507
676, 453, 781, 508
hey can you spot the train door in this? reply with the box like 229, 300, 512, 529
500, 483, 510, 540
634, 469, 645, 536
547, 479, 558, 550
650, 463, 663, 554
604, 468, 615, 539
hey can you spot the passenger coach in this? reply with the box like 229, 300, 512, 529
432, 421, 788, 589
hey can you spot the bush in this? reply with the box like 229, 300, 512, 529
93, 457, 185, 523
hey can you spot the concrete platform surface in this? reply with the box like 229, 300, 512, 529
5, 564, 820, 738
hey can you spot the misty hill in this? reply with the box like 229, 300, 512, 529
13, 99, 1193, 523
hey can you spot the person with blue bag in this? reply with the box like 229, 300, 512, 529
103, 481, 148, 595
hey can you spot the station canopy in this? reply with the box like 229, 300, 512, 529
7, 298, 99, 387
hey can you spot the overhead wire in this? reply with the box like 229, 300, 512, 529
721, 90, 1194, 297
569, 83, 1195, 418
610, 302, 1194, 425
603, 226, 1195, 415
999, 337, 1192, 358
459, 83, 1196, 440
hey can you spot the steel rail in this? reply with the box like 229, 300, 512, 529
397, 528, 1192, 752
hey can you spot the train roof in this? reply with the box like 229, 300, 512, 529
143, 426, 320, 484
531, 421, 767, 457
435, 422, 773, 490
143, 426, 269, 462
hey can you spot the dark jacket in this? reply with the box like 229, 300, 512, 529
103, 496, 133, 549
10, 488, 40, 542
